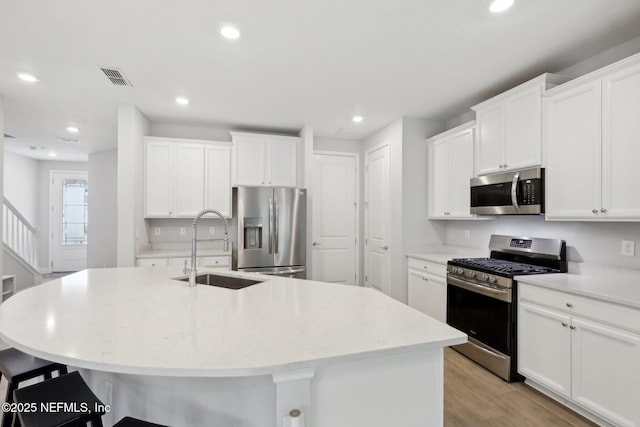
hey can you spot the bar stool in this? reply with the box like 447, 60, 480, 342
0, 348, 68, 427
113, 417, 168, 427
13, 371, 105, 427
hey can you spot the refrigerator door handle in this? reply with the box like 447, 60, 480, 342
274, 198, 279, 254
268, 198, 273, 254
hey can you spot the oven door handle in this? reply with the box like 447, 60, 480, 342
511, 172, 520, 213
447, 275, 512, 303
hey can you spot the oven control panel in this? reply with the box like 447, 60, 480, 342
447, 265, 512, 288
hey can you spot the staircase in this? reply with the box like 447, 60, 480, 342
2, 198, 42, 291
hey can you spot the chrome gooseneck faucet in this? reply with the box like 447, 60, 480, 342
187, 209, 229, 287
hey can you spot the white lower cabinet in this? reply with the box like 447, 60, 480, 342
407, 258, 447, 322
518, 283, 640, 427
137, 256, 230, 270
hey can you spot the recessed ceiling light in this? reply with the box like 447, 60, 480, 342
17, 73, 39, 82
66, 126, 79, 133
489, 0, 514, 13
220, 25, 240, 40
48, 152, 57, 157
352, 116, 364, 123
175, 97, 190, 105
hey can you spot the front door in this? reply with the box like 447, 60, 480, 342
365, 144, 390, 294
311, 153, 358, 285
50, 171, 88, 272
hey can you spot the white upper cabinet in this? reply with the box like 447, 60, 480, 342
544, 54, 640, 221
231, 132, 299, 187
427, 122, 478, 219
144, 137, 232, 218
472, 74, 569, 176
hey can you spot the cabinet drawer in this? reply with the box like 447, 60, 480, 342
407, 258, 446, 277
199, 256, 230, 268
136, 258, 169, 267
519, 284, 640, 334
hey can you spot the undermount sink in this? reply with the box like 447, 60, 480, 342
175, 273, 264, 290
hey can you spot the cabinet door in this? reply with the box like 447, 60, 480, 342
407, 270, 429, 314
475, 103, 505, 175
447, 130, 474, 218
518, 302, 572, 398
544, 81, 602, 220
234, 136, 266, 186
267, 137, 298, 187
145, 141, 174, 217
205, 145, 231, 217
425, 274, 446, 323
175, 144, 205, 217
505, 85, 542, 170
602, 62, 640, 220
428, 138, 450, 218
571, 318, 640, 427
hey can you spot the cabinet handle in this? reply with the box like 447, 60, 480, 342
592, 208, 598, 214
422, 277, 429, 281
600, 208, 607, 213
503, 164, 508, 168
570, 325, 576, 330
423, 265, 428, 270
561, 322, 568, 327
566, 302, 573, 308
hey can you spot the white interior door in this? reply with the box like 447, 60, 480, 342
51, 171, 88, 272
365, 144, 390, 295
311, 153, 358, 285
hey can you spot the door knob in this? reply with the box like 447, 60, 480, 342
312, 241, 320, 246
381, 245, 389, 250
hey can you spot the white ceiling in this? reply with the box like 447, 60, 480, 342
2, 0, 640, 161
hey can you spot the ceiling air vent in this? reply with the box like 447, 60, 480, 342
57, 137, 81, 143
3, 133, 16, 138
100, 67, 133, 87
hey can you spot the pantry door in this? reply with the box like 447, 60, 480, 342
364, 143, 390, 295
311, 152, 359, 285
50, 171, 88, 272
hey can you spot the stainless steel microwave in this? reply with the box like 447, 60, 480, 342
470, 167, 544, 215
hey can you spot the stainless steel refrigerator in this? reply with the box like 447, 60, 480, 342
231, 186, 306, 278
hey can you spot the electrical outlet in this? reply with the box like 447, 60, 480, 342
154, 227, 161, 237
180, 227, 186, 236
464, 230, 471, 240
621, 240, 635, 256
209, 226, 216, 235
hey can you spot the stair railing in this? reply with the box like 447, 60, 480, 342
2, 197, 39, 271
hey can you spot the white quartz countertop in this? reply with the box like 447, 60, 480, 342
515, 272, 640, 310
0, 267, 466, 377
137, 248, 230, 258
407, 246, 488, 265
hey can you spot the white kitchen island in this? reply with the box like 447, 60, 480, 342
0, 267, 466, 427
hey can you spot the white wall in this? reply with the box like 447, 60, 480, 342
36, 160, 88, 271
3, 151, 38, 225
1, 95, 4, 279
117, 105, 150, 267
87, 149, 117, 268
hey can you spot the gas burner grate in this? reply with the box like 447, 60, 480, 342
450, 258, 557, 274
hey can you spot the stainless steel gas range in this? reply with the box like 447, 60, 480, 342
446, 235, 567, 381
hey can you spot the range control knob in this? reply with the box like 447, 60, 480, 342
469, 271, 477, 278
481, 273, 489, 281
489, 276, 497, 284
455, 267, 464, 275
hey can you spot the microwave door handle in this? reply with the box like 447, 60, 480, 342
511, 172, 520, 212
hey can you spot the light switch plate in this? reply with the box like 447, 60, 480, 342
180, 227, 186, 236
154, 227, 161, 237
209, 226, 216, 235
621, 240, 635, 256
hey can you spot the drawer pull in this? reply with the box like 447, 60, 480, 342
570, 325, 576, 330
562, 322, 568, 327
422, 277, 429, 282
423, 266, 428, 270
566, 303, 573, 308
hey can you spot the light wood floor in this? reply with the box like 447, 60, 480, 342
444, 347, 598, 427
